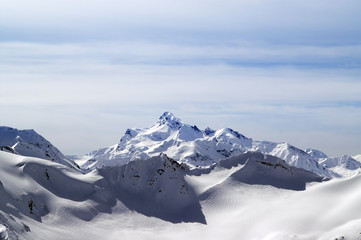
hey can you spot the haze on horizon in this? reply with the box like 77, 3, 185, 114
0, 0, 361, 157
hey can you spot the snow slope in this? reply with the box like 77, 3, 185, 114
0, 150, 114, 240
0, 224, 8, 240
0, 126, 79, 169
80, 112, 359, 178
353, 154, 361, 162
0, 151, 205, 239
1, 150, 360, 240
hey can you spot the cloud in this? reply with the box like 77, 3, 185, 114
1, 0, 361, 44
1, 42, 361, 109
1, 41, 361, 69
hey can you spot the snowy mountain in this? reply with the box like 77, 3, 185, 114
1, 116, 360, 239
79, 112, 359, 178
98, 153, 205, 223
189, 151, 323, 191
0, 126, 79, 169
1, 150, 361, 240
318, 155, 361, 178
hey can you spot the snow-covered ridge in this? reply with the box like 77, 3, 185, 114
0, 151, 206, 239
0, 150, 324, 239
0, 126, 78, 169
80, 112, 360, 178
1, 150, 361, 240
2, 113, 359, 178
188, 151, 323, 191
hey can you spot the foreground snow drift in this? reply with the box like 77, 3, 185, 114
1, 151, 361, 240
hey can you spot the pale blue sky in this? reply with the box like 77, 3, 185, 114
1, 0, 361, 156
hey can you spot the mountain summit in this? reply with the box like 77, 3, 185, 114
77, 112, 360, 178
157, 111, 182, 128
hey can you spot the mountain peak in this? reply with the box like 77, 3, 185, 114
157, 112, 182, 128
0, 126, 79, 169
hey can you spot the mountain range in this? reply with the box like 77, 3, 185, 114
74, 112, 360, 178
1, 112, 361, 240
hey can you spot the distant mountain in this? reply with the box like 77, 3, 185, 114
3, 113, 358, 179
80, 112, 359, 178
0, 126, 79, 169
318, 155, 361, 178
190, 151, 323, 191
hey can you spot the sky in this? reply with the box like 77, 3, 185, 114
1, 0, 361, 157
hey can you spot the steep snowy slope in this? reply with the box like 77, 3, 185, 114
0, 151, 206, 239
81, 112, 339, 178
0, 126, 78, 169
0, 151, 113, 239
97, 154, 205, 223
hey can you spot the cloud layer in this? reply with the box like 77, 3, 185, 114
1, 0, 361, 44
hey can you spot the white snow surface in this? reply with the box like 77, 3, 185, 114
1, 151, 361, 240
353, 154, 361, 162
0, 126, 79, 169
0, 224, 8, 240
80, 112, 358, 178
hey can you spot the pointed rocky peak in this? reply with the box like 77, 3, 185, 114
204, 127, 215, 136
119, 128, 139, 143
157, 112, 183, 129
191, 125, 201, 132
124, 128, 138, 138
